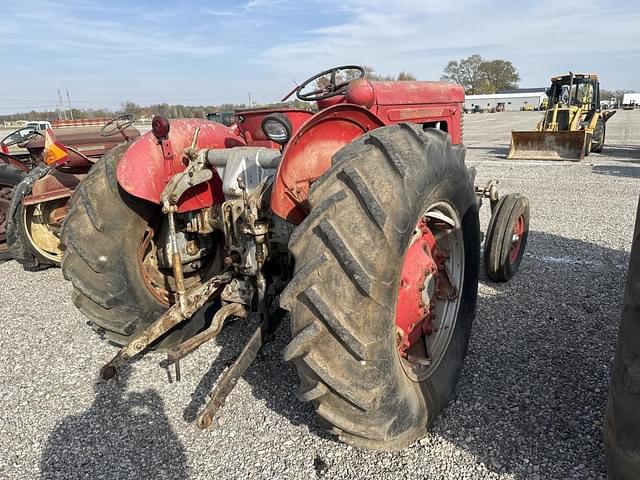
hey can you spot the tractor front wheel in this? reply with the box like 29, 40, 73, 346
484, 194, 530, 282
282, 124, 480, 449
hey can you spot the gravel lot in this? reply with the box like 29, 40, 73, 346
1, 110, 638, 479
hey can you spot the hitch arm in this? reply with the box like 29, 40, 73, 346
100, 270, 232, 380
195, 307, 286, 429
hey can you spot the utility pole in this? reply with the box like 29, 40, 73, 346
248, 91, 252, 107
65, 86, 74, 120
57, 89, 68, 120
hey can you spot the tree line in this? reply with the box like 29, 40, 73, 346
1, 67, 420, 123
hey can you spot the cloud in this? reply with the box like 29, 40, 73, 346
201, 8, 241, 17
257, 0, 640, 89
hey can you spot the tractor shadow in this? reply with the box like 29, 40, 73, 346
435, 230, 629, 479
181, 302, 332, 442
39, 363, 188, 480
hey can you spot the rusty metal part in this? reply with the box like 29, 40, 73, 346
160, 127, 214, 207
165, 209, 189, 315
23, 198, 68, 262
166, 302, 249, 375
475, 180, 500, 213
99, 270, 232, 380
196, 314, 269, 429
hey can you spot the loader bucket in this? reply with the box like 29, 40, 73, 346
507, 130, 589, 161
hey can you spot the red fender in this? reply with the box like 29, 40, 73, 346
116, 119, 246, 213
270, 104, 384, 224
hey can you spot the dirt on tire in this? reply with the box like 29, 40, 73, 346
281, 124, 480, 450
6, 165, 54, 270
0, 164, 26, 262
604, 196, 640, 479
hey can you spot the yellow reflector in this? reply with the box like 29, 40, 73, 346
43, 129, 69, 165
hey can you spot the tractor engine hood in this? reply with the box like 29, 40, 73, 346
368, 80, 465, 106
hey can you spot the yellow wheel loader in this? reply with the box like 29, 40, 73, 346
508, 73, 615, 161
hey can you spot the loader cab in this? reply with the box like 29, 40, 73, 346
543, 73, 600, 130
547, 73, 599, 112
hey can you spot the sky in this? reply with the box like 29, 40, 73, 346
1, 0, 639, 113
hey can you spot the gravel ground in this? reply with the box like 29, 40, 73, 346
1, 110, 638, 479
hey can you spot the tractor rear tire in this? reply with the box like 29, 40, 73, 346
604, 196, 640, 479
483, 194, 530, 282
591, 118, 606, 153
60, 145, 210, 348
281, 124, 480, 450
6, 165, 55, 270
0, 164, 26, 262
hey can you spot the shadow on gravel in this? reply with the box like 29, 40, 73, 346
466, 146, 510, 158
597, 145, 640, 161
39, 365, 188, 480
592, 164, 640, 179
437, 230, 629, 479
182, 302, 333, 442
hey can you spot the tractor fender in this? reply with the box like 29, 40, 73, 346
116, 119, 246, 213
270, 104, 384, 224
0, 152, 30, 172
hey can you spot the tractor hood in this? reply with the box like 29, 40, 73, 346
370, 81, 465, 106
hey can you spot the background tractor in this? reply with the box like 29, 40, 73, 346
3, 115, 138, 269
60, 65, 530, 449
509, 72, 615, 161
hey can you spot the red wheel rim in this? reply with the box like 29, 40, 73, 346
509, 215, 525, 264
395, 205, 464, 379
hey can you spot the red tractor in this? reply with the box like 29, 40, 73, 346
1, 116, 139, 268
61, 66, 530, 449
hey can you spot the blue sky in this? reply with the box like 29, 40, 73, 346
1, 0, 639, 113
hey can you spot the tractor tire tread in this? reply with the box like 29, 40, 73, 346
283, 123, 480, 449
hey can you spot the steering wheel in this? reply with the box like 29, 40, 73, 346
0, 126, 43, 148
296, 65, 366, 102
101, 113, 135, 138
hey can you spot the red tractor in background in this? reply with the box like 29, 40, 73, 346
61, 66, 530, 449
1, 116, 139, 268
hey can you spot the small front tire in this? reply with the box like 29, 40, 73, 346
484, 194, 530, 282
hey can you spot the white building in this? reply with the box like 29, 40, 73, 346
465, 92, 547, 112
622, 93, 640, 108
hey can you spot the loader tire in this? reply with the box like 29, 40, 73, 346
281, 124, 480, 450
604, 196, 640, 479
0, 164, 26, 262
60, 145, 210, 348
591, 118, 606, 153
483, 194, 530, 282
6, 165, 55, 270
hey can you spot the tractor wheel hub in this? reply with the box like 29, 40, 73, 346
396, 217, 439, 358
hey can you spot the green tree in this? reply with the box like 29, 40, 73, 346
397, 71, 417, 81
441, 54, 520, 94
120, 100, 142, 117
479, 60, 520, 93
441, 54, 485, 94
